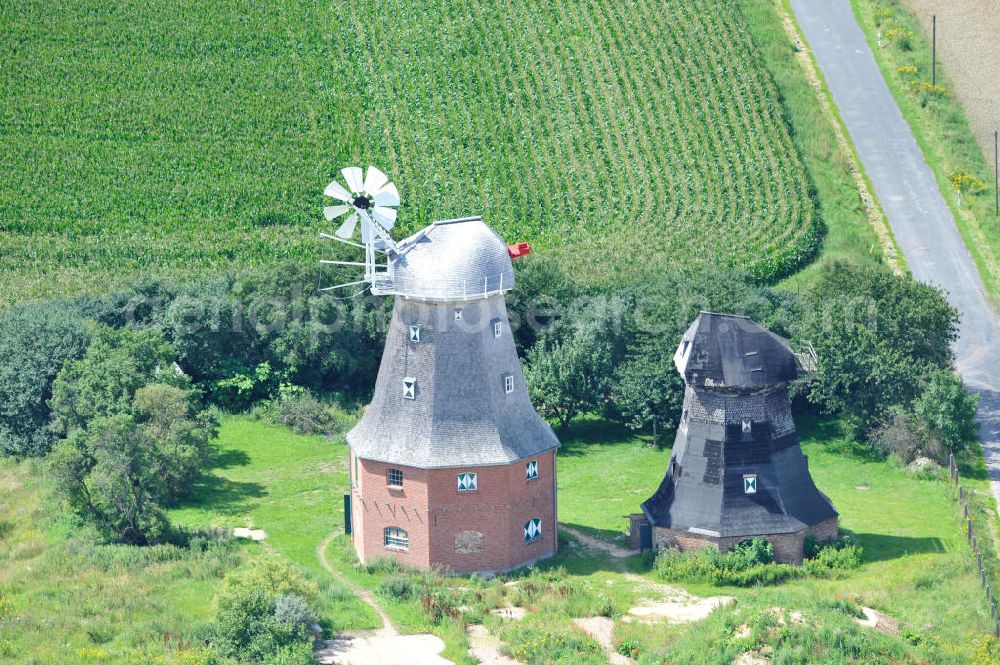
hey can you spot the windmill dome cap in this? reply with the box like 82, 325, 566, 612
386, 216, 516, 300
674, 312, 799, 389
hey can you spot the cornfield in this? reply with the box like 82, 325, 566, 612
0, 0, 819, 303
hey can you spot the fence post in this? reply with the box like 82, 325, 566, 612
970, 519, 975, 541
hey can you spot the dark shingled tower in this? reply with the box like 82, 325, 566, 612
639, 312, 838, 564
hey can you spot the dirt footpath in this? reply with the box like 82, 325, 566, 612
902, 0, 1000, 160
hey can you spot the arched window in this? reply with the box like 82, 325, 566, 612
384, 527, 408, 550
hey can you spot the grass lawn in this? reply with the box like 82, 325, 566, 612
0, 458, 238, 664
554, 413, 997, 662
312, 411, 998, 662
169, 416, 381, 633
4, 411, 997, 662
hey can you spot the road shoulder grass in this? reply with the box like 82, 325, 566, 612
849, 0, 1000, 309
736, 0, 896, 291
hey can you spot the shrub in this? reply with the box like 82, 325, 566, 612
871, 411, 940, 463
210, 557, 319, 665
261, 388, 338, 436
617, 638, 641, 658
378, 574, 415, 601
804, 536, 864, 573
654, 539, 804, 587
912, 370, 979, 454
273, 593, 317, 632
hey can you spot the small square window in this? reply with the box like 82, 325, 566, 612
493, 319, 503, 338
454, 309, 463, 321
457, 472, 478, 492
743, 474, 757, 495
526, 460, 538, 480
524, 518, 542, 544
409, 324, 421, 343
387, 468, 404, 487
402, 377, 416, 399
503, 374, 514, 394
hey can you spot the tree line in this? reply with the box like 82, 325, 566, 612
0, 258, 979, 546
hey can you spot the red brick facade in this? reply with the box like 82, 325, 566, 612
643, 516, 839, 565
349, 450, 558, 573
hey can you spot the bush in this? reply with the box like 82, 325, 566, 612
210, 556, 319, 665
871, 411, 940, 463
912, 370, 979, 454
260, 387, 339, 436
654, 539, 804, 587
378, 574, 415, 601
804, 536, 864, 573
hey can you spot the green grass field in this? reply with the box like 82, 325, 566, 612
0, 0, 831, 303
2, 414, 997, 662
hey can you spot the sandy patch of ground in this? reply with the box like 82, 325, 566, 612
467, 624, 522, 665
856, 607, 900, 635
233, 527, 267, 541
573, 617, 632, 665
732, 652, 769, 665
491, 606, 527, 620
622, 575, 734, 625
560, 526, 633, 559
316, 633, 452, 665
902, 0, 1000, 160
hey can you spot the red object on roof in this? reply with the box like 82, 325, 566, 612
508, 242, 532, 259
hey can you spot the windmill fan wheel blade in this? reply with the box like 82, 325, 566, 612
335, 212, 359, 239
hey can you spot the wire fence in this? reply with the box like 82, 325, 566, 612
948, 453, 1000, 637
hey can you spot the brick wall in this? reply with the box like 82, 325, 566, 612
352, 450, 557, 574
652, 515, 839, 566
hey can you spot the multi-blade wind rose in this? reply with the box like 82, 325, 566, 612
323, 166, 400, 243
320, 166, 400, 294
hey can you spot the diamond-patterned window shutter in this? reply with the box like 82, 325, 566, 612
402, 377, 416, 399
741, 419, 752, 433
524, 518, 542, 543
526, 460, 538, 480
454, 309, 463, 321
409, 324, 421, 342
743, 474, 757, 494
457, 472, 478, 492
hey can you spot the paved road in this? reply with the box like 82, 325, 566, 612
789, 0, 1000, 505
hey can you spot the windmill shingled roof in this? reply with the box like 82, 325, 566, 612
673, 312, 799, 390
378, 217, 515, 301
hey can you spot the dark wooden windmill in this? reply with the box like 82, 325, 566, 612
636, 312, 837, 564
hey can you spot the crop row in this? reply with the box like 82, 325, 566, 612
0, 0, 820, 302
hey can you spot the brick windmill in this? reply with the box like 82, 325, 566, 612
636, 312, 837, 564
322, 167, 560, 573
